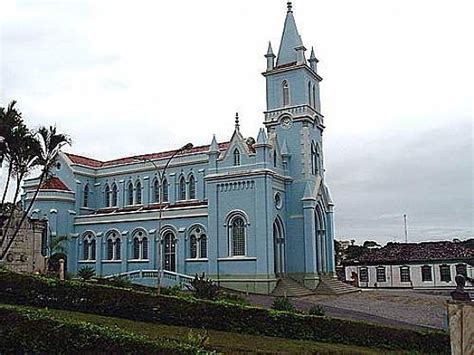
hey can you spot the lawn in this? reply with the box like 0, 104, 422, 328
1, 304, 389, 354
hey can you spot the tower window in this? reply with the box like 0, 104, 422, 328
308, 81, 312, 107
312, 84, 316, 109
282, 80, 290, 106
273, 150, 277, 167
233, 149, 241, 166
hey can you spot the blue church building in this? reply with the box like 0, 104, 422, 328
24, 2, 336, 294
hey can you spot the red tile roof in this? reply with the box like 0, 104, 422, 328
345, 240, 474, 265
40, 177, 71, 191
65, 142, 231, 168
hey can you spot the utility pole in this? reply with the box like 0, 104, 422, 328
403, 214, 408, 243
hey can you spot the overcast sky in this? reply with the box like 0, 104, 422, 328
1, 0, 472, 244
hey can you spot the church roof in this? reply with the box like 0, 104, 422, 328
40, 176, 71, 191
276, 2, 304, 67
65, 142, 231, 168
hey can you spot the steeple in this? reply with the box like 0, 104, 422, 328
265, 41, 276, 71
276, 2, 305, 67
309, 47, 319, 72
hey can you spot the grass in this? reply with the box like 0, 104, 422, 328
0, 304, 395, 354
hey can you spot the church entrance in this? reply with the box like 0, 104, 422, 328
273, 218, 286, 277
163, 232, 176, 272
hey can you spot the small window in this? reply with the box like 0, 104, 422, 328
359, 267, 369, 282
308, 81, 312, 107
282, 80, 289, 106
440, 264, 451, 282
312, 84, 316, 109
135, 181, 142, 204
190, 235, 197, 258
133, 237, 140, 259
456, 264, 467, 278
179, 176, 186, 200
153, 179, 160, 203
233, 149, 241, 166
189, 175, 196, 199
83, 238, 90, 260
400, 266, 411, 282
105, 184, 111, 207
142, 237, 148, 259
127, 182, 134, 205
311, 143, 317, 175
376, 266, 386, 282
83, 184, 89, 207
200, 235, 207, 258
421, 265, 432, 282
107, 238, 114, 260
162, 178, 168, 202
115, 238, 121, 260
273, 150, 277, 167
111, 184, 118, 206
90, 239, 96, 260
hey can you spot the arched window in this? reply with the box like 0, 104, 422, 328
104, 184, 111, 207
153, 179, 160, 203
312, 84, 316, 109
83, 184, 89, 207
190, 234, 197, 258
189, 175, 196, 199
127, 182, 134, 205
179, 176, 186, 200
311, 142, 317, 175
233, 149, 241, 166
200, 235, 207, 258
106, 232, 121, 260
111, 183, 118, 206
162, 178, 168, 202
135, 181, 142, 204
308, 81, 312, 107
142, 237, 148, 259
189, 227, 207, 259
231, 216, 246, 256
133, 237, 140, 260
83, 234, 95, 260
282, 80, 290, 106
163, 231, 176, 271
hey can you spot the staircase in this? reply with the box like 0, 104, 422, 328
272, 277, 314, 297
314, 275, 360, 295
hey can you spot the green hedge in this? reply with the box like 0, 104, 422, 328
0, 305, 197, 354
0, 270, 450, 353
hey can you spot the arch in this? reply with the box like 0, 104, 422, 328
104, 184, 111, 207
273, 216, 286, 276
233, 148, 241, 166
188, 224, 207, 259
188, 174, 196, 199
111, 183, 118, 207
82, 232, 96, 261
162, 177, 169, 202
83, 184, 89, 207
282, 80, 290, 106
127, 181, 134, 205
135, 180, 142, 204
131, 228, 148, 260
179, 175, 186, 200
230, 216, 246, 256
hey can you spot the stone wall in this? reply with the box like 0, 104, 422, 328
0, 209, 46, 273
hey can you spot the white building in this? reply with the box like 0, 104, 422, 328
344, 240, 473, 290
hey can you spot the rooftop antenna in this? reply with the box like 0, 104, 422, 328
403, 214, 408, 243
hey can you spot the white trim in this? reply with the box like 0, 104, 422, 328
78, 260, 96, 263
128, 259, 150, 263
217, 257, 257, 261
102, 260, 122, 263
185, 258, 209, 262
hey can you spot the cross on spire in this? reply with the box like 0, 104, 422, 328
287, 1, 293, 13
235, 112, 240, 130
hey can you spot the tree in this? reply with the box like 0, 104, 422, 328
0, 110, 70, 261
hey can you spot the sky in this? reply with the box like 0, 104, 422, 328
0, 0, 473, 244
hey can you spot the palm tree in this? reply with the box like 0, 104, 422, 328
0, 125, 70, 260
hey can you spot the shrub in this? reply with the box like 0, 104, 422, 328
190, 273, 219, 300
272, 296, 297, 313
0, 305, 197, 354
0, 270, 450, 353
77, 266, 95, 281
107, 276, 132, 289
217, 292, 249, 306
308, 304, 325, 316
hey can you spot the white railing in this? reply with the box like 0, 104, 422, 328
264, 104, 322, 122
104, 269, 195, 286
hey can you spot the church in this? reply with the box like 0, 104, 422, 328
23, 2, 336, 294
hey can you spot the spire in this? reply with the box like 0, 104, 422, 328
309, 46, 318, 71
265, 41, 276, 71
234, 112, 240, 131
256, 128, 268, 144
209, 134, 219, 153
276, 1, 305, 66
